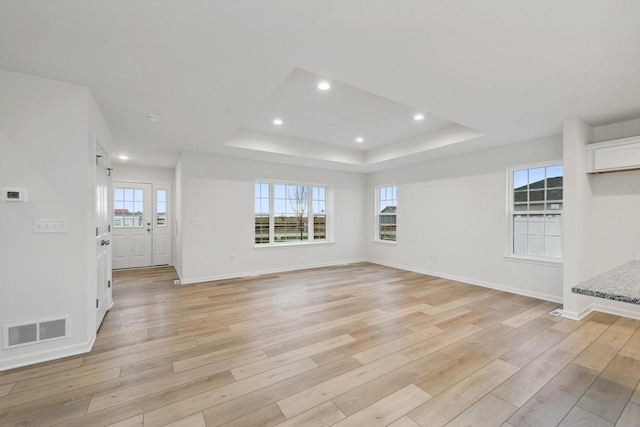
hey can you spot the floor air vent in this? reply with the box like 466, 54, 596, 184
3, 317, 69, 349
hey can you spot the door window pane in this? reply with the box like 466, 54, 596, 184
114, 187, 144, 228
156, 189, 167, 226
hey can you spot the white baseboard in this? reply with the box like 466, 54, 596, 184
179, 258, 367, 285
174, 263, 183, 282
561, 304, 593, 321
562, 299, 640, 321
0, 334, 96, 372
591, 302, 640, 320
367, 258, 564, 304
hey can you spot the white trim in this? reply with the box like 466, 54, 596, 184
588, 135, 640, 150
561, 304, 593, 320
367, 258, 563, 304
179, 258, 366, 285
0, 333, 96, 372
254, 240, 335, 250
591, 302, 640, 320
563, 297, 640, 321
503, 255, 563, 268
508, 159, 563, 173
110, 178, 172, 186
174, 262, 183, 282
373, 240, 398, 246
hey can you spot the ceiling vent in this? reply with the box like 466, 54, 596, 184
3, 317, 70, 349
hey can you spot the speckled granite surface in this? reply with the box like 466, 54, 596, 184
572, 260, 640, 304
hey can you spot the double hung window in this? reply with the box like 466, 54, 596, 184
377, 185, 397, 242
509, 164, 563, 260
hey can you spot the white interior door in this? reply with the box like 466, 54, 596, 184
112, 182, 153, 269
153, 184, 172, 266
96, 144, 112, 330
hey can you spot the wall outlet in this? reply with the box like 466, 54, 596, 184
429, 255, 438, 261
230, 255, 236, 262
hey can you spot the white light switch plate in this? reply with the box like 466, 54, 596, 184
34, 219, 69, 233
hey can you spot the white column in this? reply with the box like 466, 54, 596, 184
562, 118, 594, 319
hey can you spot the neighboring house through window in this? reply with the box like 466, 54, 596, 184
509, 163, 563, 261
255, 181, 329, 245
377, 185, 397, 242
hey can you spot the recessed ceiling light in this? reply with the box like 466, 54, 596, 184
317, 81, 331, 91
146, 114, 160, 123
273, 118, 283, 125
413, 113, 425, 121
118, 154, 129, 160
356, 137, 364, 143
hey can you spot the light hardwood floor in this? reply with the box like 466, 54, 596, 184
1, 263, 640, 426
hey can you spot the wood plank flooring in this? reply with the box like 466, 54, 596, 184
1, 263, 640, 426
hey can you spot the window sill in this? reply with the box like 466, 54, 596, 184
504, 254, 563, 268
374, 240, 397, 246
254, 240, 335, 250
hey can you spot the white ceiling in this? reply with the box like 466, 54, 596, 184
1, 1, 639, 172
241, 68, 454, 151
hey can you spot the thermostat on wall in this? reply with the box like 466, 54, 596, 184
1, 188, 28, 202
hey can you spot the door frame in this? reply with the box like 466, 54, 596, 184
95, 141, 113, 330
111, 179, 173, 267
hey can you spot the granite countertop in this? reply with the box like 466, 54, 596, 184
572, 260, 640, 304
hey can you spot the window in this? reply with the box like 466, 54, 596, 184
156, 189, 167, 227
312, 187, 326, 240
509, 164, 563, 260
254, 183, 270, 244
113, 187, 144, 228
255, 182, 329, 245
377, 185, 397, 242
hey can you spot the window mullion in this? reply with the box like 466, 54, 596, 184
308, 186, 314, 242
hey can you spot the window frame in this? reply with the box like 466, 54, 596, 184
254, 179, 334, 248
375, 184, 397, 244
505, 161, 563, 265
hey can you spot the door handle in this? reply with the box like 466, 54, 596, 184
101, 240, 110, 246
147, 228, 151, 232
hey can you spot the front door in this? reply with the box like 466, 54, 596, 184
96, 144, 112, 329
112, 182, 153, 269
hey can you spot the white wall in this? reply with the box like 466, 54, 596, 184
176, 152, 365, 283
0, 69, 109, 369
365, 135, 564, 302
111, 164, 175, 184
